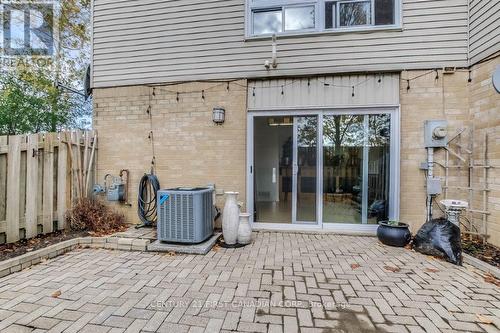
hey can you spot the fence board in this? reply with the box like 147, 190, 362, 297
0, 136, 7, 223
25, 134, 39, 238
37, 147, 43, 233
19, 146, 27, 235
42, 133, 55, 234
6, 136, 21, 243
57, 134, 68, 230
0, 131, 96, 244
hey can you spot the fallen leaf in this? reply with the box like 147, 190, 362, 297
212, 244, 221, 252
51, 290, 62, 298
351, 264, 360, 270
425, 268, 439, 273
384, 266, 400, 273
483, 273, 500, 287
166, 251, 176, 257
476, 314, 493, 324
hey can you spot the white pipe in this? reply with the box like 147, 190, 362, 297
428, 147, 434, 178
427, 147, 434, 221
271, 34, 277, 68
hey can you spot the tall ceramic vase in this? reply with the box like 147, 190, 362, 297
238, 213, 252, 245
222, 192, 240, 245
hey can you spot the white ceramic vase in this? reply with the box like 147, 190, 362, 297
238, 213, 252, 245
222, 192, 240, 245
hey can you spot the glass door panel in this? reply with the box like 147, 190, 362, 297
322, 115, 364, 224
254, 116, 293, 223
367, 114, 391, 224
322, 113, 392, 224
295, 116, 318, 222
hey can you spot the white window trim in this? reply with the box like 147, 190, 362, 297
245, 0, 402, 39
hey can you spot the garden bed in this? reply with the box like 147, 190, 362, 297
0, 231, 89, 262
462, 237, 500, 268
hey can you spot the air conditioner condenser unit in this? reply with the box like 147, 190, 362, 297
157, 187, 214, 244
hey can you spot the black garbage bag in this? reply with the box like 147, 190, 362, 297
413, 218, 462, 265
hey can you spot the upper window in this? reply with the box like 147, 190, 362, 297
247, 0, 399, 37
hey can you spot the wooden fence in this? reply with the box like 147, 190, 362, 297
0, 131, 97, 244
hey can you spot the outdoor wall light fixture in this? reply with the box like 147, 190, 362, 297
212, 107, 225, 125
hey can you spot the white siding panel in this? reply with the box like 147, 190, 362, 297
248, 74, 400, 110
469, 0, 500, 64
92, 0, 469, 88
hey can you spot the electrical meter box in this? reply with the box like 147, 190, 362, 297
424, 120, 448, 148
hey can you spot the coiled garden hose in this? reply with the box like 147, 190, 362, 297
136, 173, 160, 228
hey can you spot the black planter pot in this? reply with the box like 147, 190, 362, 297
377, 221, 412, 247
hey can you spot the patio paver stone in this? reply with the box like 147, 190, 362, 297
0, 232, 498, 332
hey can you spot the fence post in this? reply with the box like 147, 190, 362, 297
6, 135, 21, 243
25, 133, 39, 239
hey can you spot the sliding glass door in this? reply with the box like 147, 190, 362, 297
249, 110, 396, 228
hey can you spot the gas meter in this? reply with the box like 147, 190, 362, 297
105, 174, 125, 201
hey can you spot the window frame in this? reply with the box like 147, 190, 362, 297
245, 0, 401, 38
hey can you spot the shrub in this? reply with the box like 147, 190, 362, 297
66, 198, 126, 234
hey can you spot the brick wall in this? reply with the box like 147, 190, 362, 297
93, 81, 248, 226
400, 59, 500, 247
94, 66, 499, 246
469, 56, 500, 247
400, 70, 472, 232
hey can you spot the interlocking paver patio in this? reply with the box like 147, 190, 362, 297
0, 232, 499, 332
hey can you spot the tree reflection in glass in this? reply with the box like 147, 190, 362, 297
296, 116, 318, 222
339, 1, 371, 26
367, 114, 391, 223
323, 115, 364, 224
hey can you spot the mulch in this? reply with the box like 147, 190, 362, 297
462, 236, 500, 268
0, 230, 89, 262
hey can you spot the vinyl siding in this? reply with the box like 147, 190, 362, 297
248, 74, 400, 110
468, 0, 500, 64
92, 0, 469, 88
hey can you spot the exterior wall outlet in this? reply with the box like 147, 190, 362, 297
424, 120, 448, 148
